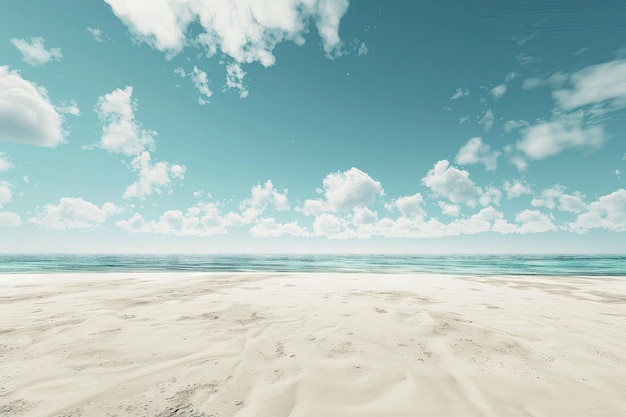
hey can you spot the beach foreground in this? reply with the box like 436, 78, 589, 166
1, 272, 625, 417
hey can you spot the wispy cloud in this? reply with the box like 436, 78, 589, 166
10, 37, 62, 66
450, 88, 469, 100
87, 27, 109, 43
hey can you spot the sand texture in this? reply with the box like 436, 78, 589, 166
0, 272, 625, 417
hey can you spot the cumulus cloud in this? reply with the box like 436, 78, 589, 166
104, 0, 349, 64
478, 108, 494, 131
455, 137, 501, 171
123, 152, 186, 200
514, 210, 557, 233
490, 84, 507, 99
352, 206, 378, 225
0, 181, 12, 206
421, 160, 482, 205
503, 179, 533, 199
450, 88, 469, 100
250, 218, 309, 237
94, 86, 156, 155
224, 63, 249, 98
0, 66, 66, 147
386, 193, 425, 217
238, 180, 290, 221
479, 187, 502, 207
553, 59, 626, 110
516, 114, 604, 160
0, 211, 21, 227
0, 153, 14, 172
28, 197, 121, 230
438, 201, 460, 217
568, 189, 626, 232
313, 213, 348, 238
118, 180, 289, 235
10, 37, 62, 66
300, 167, 384, 214
531, 185, 587, 213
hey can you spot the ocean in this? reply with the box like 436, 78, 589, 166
0, 254, 625, 276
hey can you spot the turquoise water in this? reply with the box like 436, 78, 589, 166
0, 254, 625, 276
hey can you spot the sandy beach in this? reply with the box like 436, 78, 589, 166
0, 272, 625, 417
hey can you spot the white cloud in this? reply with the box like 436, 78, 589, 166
438, 201, 460, 217
10, 37, 62, 66
28, 197, 121, 230
503, 179, 532, 199
0, 66, 66, 147
516, 114, 604, 160
615, 169, 622, 179
514, 210, 556, 233
357, 42, 369, 56
224, 63, 248, 98
0, 153, 14, 172
87, 27, 108, 43
553, 59, 626, 110
455, 137, 501, 171
123, 152, 186, 200
459, 115, 470, 125
300, 167, 383, 214
478, 108, 494, 131
174, 67, 186, 77
389, 193, 425, 217
490, 84, 507, 99
351, 206, 378, 225
531, 185, 587, 213
568, 189, 626, 232
0, 211, 21, 227
313, 213, 348, 238
450, 88, 469, 100
250, 218, 309, 237
503, 119, 529, 133
118, 179, 287, 235
56, 99, 81, 116
190, 66, 213, 103
0, 181, 12, 206
239, 180, 290, 221
104, 0, 349, 65
479, 186, 502, 207
522, 72, 568, 90
421, 160, 482, 205
94, 86, 156, 156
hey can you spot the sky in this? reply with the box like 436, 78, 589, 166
0, 0, 625, 254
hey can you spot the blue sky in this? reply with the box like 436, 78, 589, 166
1, 0, 625, 253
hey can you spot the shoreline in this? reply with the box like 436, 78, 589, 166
1, 272, 625, 416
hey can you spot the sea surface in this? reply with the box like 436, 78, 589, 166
0, 254, 625, 276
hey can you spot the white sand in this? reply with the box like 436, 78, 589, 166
0, 272, 625, 417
